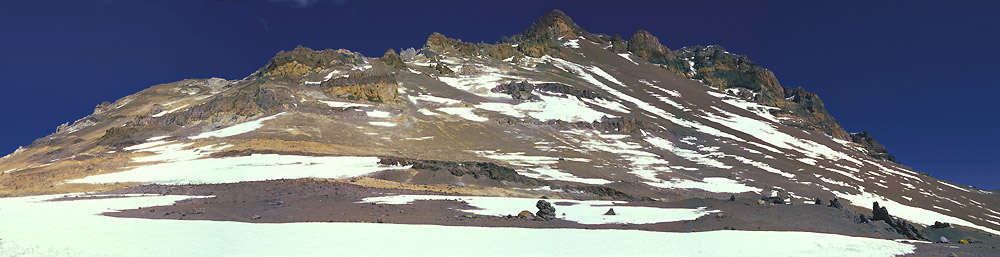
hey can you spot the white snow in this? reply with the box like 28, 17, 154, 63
471, 150, 608, 185
0, 193, 915, 257
408, 94, 462, 105
366, 110, 391, 118
417, 108, 438, 116
938, 180, 971, 192
731, 155, 795, 178
438, 107, 488, 122
436, 66, 519, 99
368, 121, 396, 127
68, 155, 405, 185
543, 57, 748, 145
579, 97, 630, 113
832, 187, 1000, 235
362, 195, 716, 225
561, 39, 580, 48
188, 112, 286, 140
474, 93, 614, 123
320, 100, 372, 108
645, 177, 762, 193
151, 104, 189, 117
617, 53, 639, 65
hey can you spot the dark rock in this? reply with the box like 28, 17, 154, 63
872, 202, 891, 222
850, 131, 899, 163
380, 49, 407, 70
728, 195, 736, 202
674, 45, 851, 141
626, 30, 687, 75
604, 208, 616, 215
871, 202, 926, 240
828, 199, 843, 209
491, 81, 604, 103
930, 221, 952, 229
379, 157, 544, 186
433, 63, 454, 75
761, 196, 784, 204
814, 198, 822, 205
553, 184, 651, 201
535, 200, 556, 221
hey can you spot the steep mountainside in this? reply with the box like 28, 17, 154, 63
0, 9, 996, 256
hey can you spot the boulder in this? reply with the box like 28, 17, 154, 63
535, 200, 556, 221
828, 199, 843, 209
604, 208, 616, 215
516, 210, 536, 220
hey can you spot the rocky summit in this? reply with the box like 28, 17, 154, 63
0, 9, 997, 257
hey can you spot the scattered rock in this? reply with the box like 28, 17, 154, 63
535, 200, 556, 221
814, 198, 822, 205
930, 221, 952, 229
517, 210, 536, 220
828, 199, 843, 209
433, 63, 453, 75
728, 195, 736, 202
760, 196, 784, 204
458, 65, 480, 76
939, 236, 950, 243
871, 202, 926, 240
604, 208, 616, 215
251, 215, 261, 220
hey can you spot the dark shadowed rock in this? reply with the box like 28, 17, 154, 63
850, 131, 899, 163
535, 200, 556, 221
604, 208, 616, 215
828, 199, 843, 209
930, 221, 952, 229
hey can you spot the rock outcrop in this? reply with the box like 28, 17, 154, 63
378, 157, 544, 186
626, 30, 687, 75
872, 202, 926, 240
535, 200, 556, 221
850, 131, 899, 163
256, 46, 363, 78
321, 71, 399, 102
380, 49, 406, 70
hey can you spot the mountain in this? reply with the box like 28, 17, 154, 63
0, 9, 997, 256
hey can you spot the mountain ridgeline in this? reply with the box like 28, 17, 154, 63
4, 10, 997, 252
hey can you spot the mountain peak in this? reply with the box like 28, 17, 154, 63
516, 9, 589, 41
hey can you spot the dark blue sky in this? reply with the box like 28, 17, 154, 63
1, 0, 997, 189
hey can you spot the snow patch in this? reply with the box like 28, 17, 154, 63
188, 112, 286, 140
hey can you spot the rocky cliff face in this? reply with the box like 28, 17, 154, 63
625, 30, 688, 75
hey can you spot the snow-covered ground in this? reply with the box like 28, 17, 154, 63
361, 194, 716, 225
68, 155, 405, 185
0, 194, 916, 257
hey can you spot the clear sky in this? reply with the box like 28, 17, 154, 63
1, 0, 997, 189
